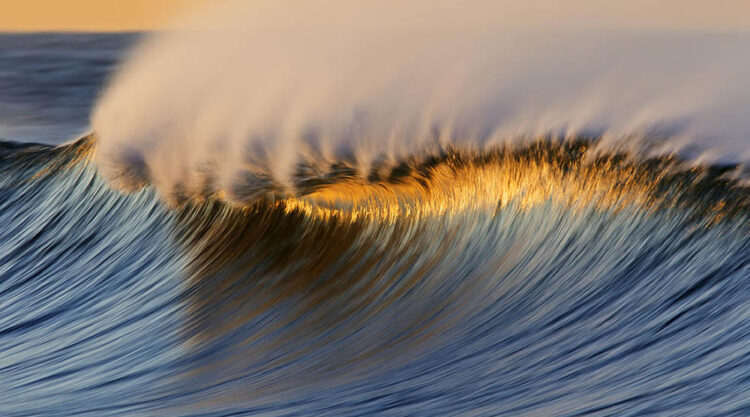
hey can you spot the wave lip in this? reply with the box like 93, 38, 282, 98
71, 132, 748, 225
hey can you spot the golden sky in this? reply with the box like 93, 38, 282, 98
0, 0, 210, 32
0, 0, 748, 32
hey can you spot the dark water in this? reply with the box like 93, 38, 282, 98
0, 33, 138, 144
0, 34, 749, 417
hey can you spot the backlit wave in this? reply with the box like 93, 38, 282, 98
1, 136, 747, 415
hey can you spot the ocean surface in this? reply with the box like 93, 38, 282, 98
0, 33, 139, 144
0, 32, 749, 417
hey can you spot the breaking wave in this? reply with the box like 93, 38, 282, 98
91, 0, 750, 203
1, 136, 748, 415
2, 0, 750, 415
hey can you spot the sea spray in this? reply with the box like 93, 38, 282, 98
92, 0, 750, 202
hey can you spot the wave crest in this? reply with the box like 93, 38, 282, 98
91, 0, 750, 205
45, 135, 748, 224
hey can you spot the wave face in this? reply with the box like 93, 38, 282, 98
0, 137, 748, 416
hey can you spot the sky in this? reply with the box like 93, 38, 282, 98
0, 0, 749, 32
0, 0, 209, 32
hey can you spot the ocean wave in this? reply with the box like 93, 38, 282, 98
2, 0, 750, 414
0, 137, 747, 415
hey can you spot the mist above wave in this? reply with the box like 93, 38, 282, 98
92, 0, 750, 201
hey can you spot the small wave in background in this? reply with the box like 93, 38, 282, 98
0, 1, 749, 416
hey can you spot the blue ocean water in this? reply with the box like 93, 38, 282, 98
0, 33, 748, 417
0, 33, 138, 144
